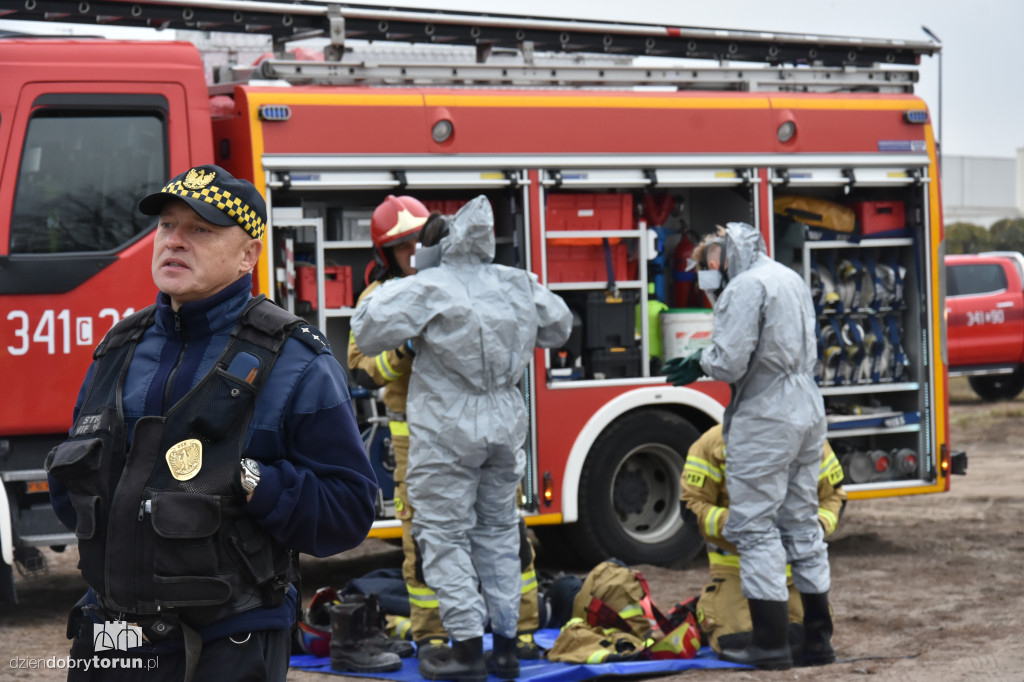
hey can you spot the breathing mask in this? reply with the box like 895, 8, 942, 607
697, 269, 723, 292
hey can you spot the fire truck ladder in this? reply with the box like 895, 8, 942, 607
1, 0, 938, 72
244, 53, 921, 93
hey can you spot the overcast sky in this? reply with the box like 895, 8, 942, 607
4, 0, 1020, 158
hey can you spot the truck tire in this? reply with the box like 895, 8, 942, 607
968, 369, 1024, 402
569, 409, 704, 568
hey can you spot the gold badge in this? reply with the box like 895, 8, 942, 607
182, 168, 215, 190
165, 439, 202, 481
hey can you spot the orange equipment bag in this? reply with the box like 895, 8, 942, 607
569, 560, 702, 660
774, 195, 856, 234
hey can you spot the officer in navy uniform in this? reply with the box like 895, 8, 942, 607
46, 164, 378, 681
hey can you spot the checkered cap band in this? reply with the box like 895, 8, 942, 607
160, 180, 265, 239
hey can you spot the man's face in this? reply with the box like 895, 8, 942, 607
151, 199, 262, 310
392, 240, 417, 277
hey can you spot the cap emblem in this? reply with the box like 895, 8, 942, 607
183, 168, 216, 190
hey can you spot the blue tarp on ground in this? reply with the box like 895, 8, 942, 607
290, 629, 751, 681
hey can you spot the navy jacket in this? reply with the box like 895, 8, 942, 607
50, 274, 378, 639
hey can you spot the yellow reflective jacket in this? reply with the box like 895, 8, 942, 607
347, 280, 414, 415
681, 424, 847, 555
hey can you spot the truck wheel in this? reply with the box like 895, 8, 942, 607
570, 409, 704, 568
968, 369, 1024, 402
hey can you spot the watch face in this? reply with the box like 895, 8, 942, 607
242, 459, 260, 492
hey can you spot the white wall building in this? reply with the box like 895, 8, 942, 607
941, 153, 1023, 227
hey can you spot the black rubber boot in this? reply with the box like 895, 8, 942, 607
419, 636, 488, 682
799, 592, 835, 666
787, 621, 807, 665
358, 593, 416, 658
417, 637, 451, 664
327, 602, 402, 673
487, 634, 520, 680
719, 599, 793, 670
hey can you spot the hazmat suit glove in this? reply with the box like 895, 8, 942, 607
664, 350, 706, 387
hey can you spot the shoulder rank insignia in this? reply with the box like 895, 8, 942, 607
297, 325, 329, 351
165, 439, 203, 481
183, 168, 215, 190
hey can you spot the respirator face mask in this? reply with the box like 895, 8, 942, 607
697, 269, 723, 292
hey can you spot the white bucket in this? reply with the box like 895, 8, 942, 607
660, 309, 714, 361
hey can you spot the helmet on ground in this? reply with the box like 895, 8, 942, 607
370, 195, 431, 277
297, 586, 341, 657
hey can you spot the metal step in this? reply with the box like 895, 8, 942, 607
0, 0, 938, 68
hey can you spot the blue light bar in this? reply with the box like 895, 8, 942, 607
258, 105, 291, 122
903, 110, 929, 124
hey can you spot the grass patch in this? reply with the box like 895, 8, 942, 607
951, 410, 996, 431
991, 405, 1024, 418
949, 401, 1024, 440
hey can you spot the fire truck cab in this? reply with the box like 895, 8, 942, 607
0, 0, 960, 602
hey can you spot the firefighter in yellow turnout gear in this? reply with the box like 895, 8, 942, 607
347, 196, 540, 663
681, 424, 846, 660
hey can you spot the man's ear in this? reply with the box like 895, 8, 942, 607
240, 236, 263, 273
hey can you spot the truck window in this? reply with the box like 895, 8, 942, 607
9, 112, 166, 254
946, 263, 1007, 297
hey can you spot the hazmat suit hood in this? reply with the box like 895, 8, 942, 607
722, 221, 767, 281
440, 195, 495, 265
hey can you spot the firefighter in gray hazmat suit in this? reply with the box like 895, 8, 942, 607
351, 195, 573, 682
663, 222, 833, 671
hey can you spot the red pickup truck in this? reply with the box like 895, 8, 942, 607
945, 252, 1024, 400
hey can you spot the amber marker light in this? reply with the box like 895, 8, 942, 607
542, 472, 554, 506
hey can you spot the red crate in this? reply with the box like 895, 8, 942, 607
422, 199, 469, 215
547, 193, 633, 245
547, 243, 629, 283
297, 265, 353, 310
850, 200, 905, 235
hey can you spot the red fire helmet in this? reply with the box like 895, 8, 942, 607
371, 195, 430, 251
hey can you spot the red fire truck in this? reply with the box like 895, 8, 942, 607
0, 0, 964, 602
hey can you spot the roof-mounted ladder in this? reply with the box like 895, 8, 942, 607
247, 56, 921, 93
0, 0, 938, 69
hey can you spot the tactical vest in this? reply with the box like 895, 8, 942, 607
46, 295, 304, 628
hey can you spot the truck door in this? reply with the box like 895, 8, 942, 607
946, 259, 1024, 367
0, 88, 178, 437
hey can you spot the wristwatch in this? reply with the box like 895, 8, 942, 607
240, 458, 261, 495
